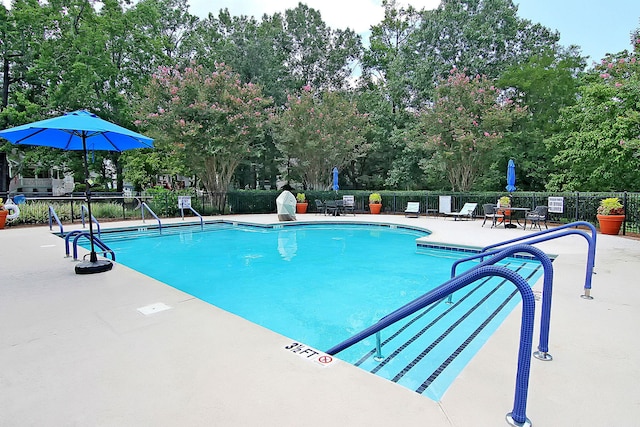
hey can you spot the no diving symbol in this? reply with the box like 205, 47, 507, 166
318, 355, 333, 364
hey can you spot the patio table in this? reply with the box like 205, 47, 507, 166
498, 207, 530, 229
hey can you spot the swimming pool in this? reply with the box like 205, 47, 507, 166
93, 221, 543, 401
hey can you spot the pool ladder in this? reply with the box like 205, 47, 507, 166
328, 222, 598, 427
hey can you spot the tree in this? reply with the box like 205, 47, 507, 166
361, 0, 420, 113
270, 86, 370, 190
188, 9, 290, 106
278, 3, 362, 92
413, 71, 526, 191
137, 63, 272, 211
498, 47, 586, 190
402, 0, 561, 106
547, 30, 640, 191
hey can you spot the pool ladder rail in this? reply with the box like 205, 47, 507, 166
64, 230, 115, 261
141, 202, 162, 231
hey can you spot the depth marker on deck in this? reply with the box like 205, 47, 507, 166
284, 342, 336, 367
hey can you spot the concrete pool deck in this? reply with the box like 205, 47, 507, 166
1, 213, 639, 426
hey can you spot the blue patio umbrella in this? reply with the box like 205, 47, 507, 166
332, 167, 339, 192
0, 110, 154, 274
506, 159, 517, 193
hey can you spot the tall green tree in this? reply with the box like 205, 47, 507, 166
270, 86, 370, 190
137, 63, 272, 211
278, 3, 362, 92
188, 9, 289, 106
547, 29, 640, 191
498, 47, 585, 190
403, 0, 561, 106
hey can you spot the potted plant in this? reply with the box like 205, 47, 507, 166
295, 193, 308, 214
497, 195, 511, 216
0, 198, 6, 229
369, 193, 382, 214
596, 197, 625, 235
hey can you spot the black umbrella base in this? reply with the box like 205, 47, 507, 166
75, 259, 113, 275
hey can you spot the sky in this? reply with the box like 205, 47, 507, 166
1, 0, 638, 64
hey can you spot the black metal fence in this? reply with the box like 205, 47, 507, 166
2, 190, 639, 235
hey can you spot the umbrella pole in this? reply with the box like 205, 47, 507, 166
83, 137, 98, 262
75, 133, 112, 274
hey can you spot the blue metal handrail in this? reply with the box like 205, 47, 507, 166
451, 244, 555, 361
80, 205, 101, 236
181, 206, 204, 229
326, 263, 538, 426
482, 221, 596, 266
141, 202, 162, 232
48, 205, 64, 235
475, 222, 597, 299
70, 231, 115, 261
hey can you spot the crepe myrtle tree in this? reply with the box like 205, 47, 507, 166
270, 85, 370, 190
413, 70, 526, 191
137, 62, 272, 211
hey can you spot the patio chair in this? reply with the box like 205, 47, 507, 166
405, 202, 420, 218
481, 203, 504, 228
525, 206, 548, 230
325, 200, 339, 216
342, 195, 356, 216
315, 199, 326, 215
444, 202, 477, 221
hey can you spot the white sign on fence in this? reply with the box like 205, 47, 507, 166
178, 196, 192, 209
548, 196, 564, 214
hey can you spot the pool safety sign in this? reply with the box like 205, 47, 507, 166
548, 196, 564, 214
178, 196, 192, 209
284, 342, 336, 367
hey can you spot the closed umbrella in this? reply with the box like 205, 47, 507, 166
332, 167, 339, 192
0, 110, 154, 274
505, 159, 517, 228
506, 159, 517, 193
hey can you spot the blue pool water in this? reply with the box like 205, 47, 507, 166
94, 222, 543, 401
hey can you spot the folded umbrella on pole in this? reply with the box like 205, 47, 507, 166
506, 159, 517, 193
332, 167, 339, 192
0, 110, 154, 274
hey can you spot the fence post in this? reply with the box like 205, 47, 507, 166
575, 192, 580, 222
623, 192, 628, 236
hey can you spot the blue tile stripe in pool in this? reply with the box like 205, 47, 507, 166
352, 261, 542, 401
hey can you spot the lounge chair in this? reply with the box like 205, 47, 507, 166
525, 206, 548, 230
405, 202, 420, 218
482, 203, 504, 228
342, 195, 356, 216
445, 202, 477, 221
438, 195, 452, 215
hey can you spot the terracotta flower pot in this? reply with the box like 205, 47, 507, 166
0, 210, 7, 229
296, 203, 308, 214
597, 214, 625, 235
369, 203, 382, 214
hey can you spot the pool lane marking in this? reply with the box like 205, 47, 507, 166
414, 263, 542, 394
391, 262, 533, 384
284, 342, 336, 367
